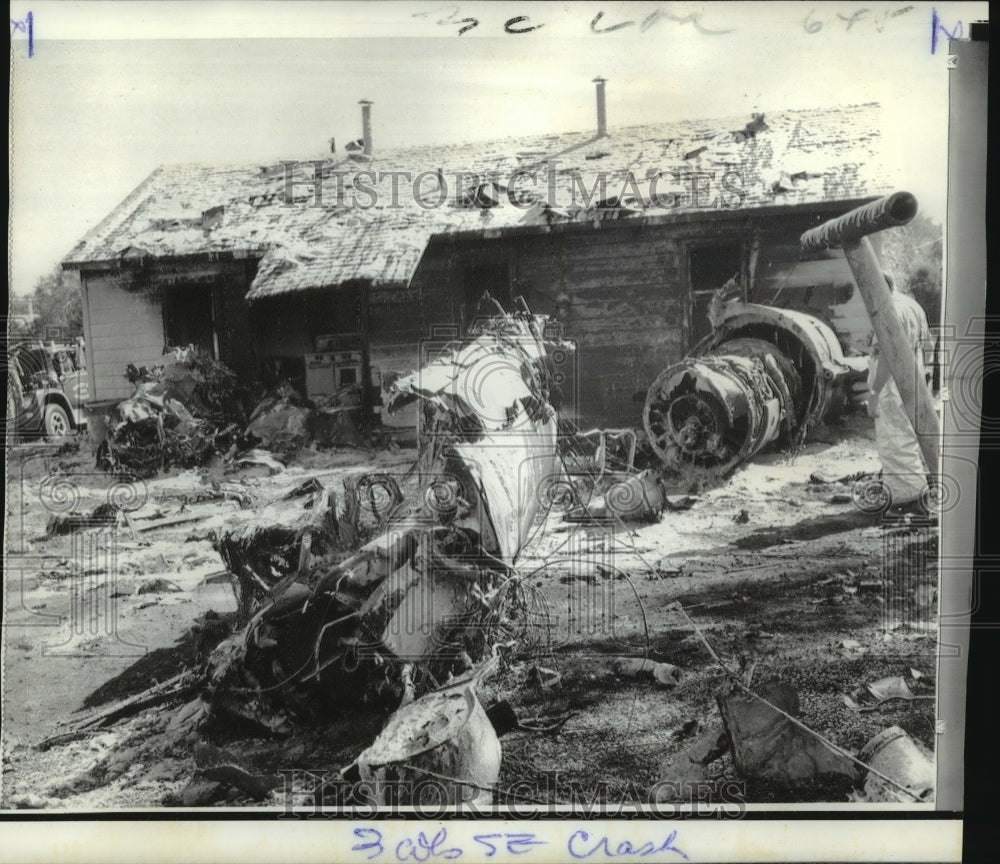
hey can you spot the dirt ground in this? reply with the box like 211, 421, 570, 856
1, 414, 938, 810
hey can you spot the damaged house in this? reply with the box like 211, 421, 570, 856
62, 88, 898, 435
17, 83, 946, 814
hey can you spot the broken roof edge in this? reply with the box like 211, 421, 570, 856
245, 275, 413, 303
429, 195, 883, 244
63, 247, 267, 273
245, 230, 432, 302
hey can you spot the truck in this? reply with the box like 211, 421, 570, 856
7, 338, 89, 440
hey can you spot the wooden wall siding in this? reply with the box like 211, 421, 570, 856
83, 272, 165, 403
74, 203, 873, 427
561, 229, 687, 423
510, 241, 567, 315
409, 208, 863, 424
410, 250, 458, 338
84, 261, 263, 404
425, 227, 700, 425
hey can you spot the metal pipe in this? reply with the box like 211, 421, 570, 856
800, 192, 918, 252
593, 78, 607, 137
360, 99, 373, 155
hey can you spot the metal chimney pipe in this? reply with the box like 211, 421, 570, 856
360, 99, 373, 155
593, 78, 607, 137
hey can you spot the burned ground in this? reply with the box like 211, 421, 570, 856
2, 407, 938, 809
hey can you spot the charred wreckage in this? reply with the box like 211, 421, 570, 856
41, 194, 939, 808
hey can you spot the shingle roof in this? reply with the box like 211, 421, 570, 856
63, 102, 897, 301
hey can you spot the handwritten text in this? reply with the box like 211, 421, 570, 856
10, 10, 34, 58
930, 7, 963, 54
567, 829, 689, 860
803, 5, 914, 35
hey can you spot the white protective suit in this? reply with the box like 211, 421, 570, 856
866, 291, 933, 506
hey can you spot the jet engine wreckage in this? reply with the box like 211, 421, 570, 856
644, 192, 927, 485
643, 301, 862, 479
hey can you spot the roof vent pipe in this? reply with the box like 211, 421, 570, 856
360, 100, 373, 155
593, 78, 607, 137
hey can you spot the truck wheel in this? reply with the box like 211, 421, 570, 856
43, 403, 72, 439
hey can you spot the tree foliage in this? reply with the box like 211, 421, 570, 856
22, 266, 84, 341
877, 212, 943, 328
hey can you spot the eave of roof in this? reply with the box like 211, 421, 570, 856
429, 195, 881, 244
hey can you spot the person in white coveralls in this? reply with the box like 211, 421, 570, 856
866, 273, 935, 519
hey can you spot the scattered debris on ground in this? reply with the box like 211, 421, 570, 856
856, 725, 935, 802
103, 346, 247, 477
842, 668, 934, 712
3, 302, 939, 811
46, 503, 122, 537
718, 679, 857, 792
193, 307, 566, 784
244, 383, 313, 454
99, 348, 372, 480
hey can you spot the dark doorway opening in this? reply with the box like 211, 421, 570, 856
162, 285, 216, 357
462, 260, 511, 333
689, 243, 743, 346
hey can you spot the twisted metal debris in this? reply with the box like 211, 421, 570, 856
205, 306, 566, 726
